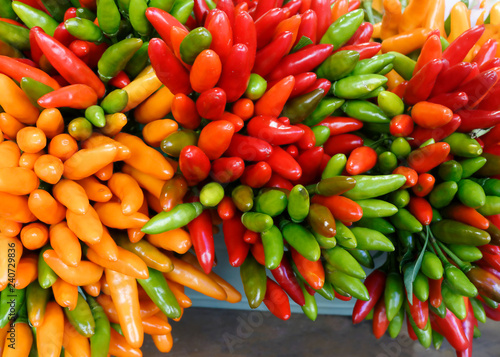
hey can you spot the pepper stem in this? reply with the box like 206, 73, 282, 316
362, 0, 375, 24
436, 241, 472, 273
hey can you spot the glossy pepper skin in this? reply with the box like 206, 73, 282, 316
352, 270, 386, 324
222, 214, 250, 267
187, 210, 214, 274
137, 267, 181, 319
240, 255, 267, 309
271, 254, 305, 306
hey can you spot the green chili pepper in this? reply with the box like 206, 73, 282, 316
12, 1, 58, 36
281, 221, 321, 261
357, 86, 386, 100
68, 117, 92, 141
87, 295, 110, 357
390, 208, 423, 233
287, 185, 310, 222
76, 7, 96, 20
65, 17, 104, 42
332, 74, 387, 99
341, 100, 390, 123
377, 90, 404, 117
231, 185, 254, 212
180, 27, 212, 65
378, 63, 394, 75
161, 129, 199, 157
377, 151, 398, 173
457, 179, 486, 208
310, 176, 356, 196
413, 272, 429, 302
431, 209, 442, 223
443, 133, 482, 157
312, 125, 330, 146
245, 73, 267, 100
334, 220, 357, 249
385, 272, 404, 321
241, 212, 273, 233
438, 160, 463, 182
170, 0, 194, 24
397, 230, 414, 250
117, 0, 130, 14
421, 251, 443, 280
20, 77, 54, 110
142, 202, 204, 234
240, 255, 266, 309
470, 297, 487, 323
320, 9, 364, 49
0, 286, 25, 328
316, 50, 359, 81
97, 0, 121, 36
138, 267, 182, 319
478, 153, 500, 177
129, 0, 151, 36
387, 51, 416, 80
430, 302, 446, 319
39, 0, 70, 22
321, 154, 347, 179
26, 281, 50, 328
448, 244, 483, 262
388, 307, 404, 338
482, 294, 498, 309
354, 199, 398, 218
260, 225, 284, 270
125, 41, 150, 79
282, 88, 325, 124
98, 38, 143, 82
326, 269, 369, 301
64, 293, 95, 337
460, 157, 487, 178
356, 216, 395, 234
429, 181, 458, 209
313, 230, 337, 249
432, 220, 490, 246
390, 137, 411, 158
344, 174, 406, 200
350, 227, 394, 251
99, 89, 128, 114
477, 196, 500, 216
0, 0, 16, 19
84, 105, 106, 128
352, 54, 395, 75
441, 284, 467, 320
476, 178, 500, 196
298, 279, 318, 321
199, 182, 224, 207
348, 249, 374, 269
444, 264, 478, 298
406, 311, 432, 348
323, 246, 365, 279
0, 20, 30, 51
150, 0, 175, 11
38, 245, 57, 289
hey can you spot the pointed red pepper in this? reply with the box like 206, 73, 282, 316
404, 58, 443, 105
442, 25, 485, 67
263, 277, 291, 320
431, 62, 472, 96
271, 254, 306, 306
222, 214, 250, 267
187, 210, 215, 274
352, 270, 386, 324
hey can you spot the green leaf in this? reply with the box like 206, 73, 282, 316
291, 36, 313, 53
403, 230, 429, 305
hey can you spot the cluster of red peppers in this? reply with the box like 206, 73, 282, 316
1, 0, 500, 355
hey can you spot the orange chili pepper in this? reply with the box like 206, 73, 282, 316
28, 189, 66, 225
127, 198, 149, 244
36, 108, 65, 139
381, 28, 432, 55
48, 134, 79, 161
16, 127, 46, 155
141, 315, 171, 335
0, 141, 21, 168
0, 113, 25, 141
66, 205, 103, 245
94, 202, 149, 229
442, 204, 490, 230
423, 0, 445, 37
87, 246, 149, 279
142, 119, 178, 147
398, 0, 432, 34
109, 327, 142, 357
121, 164, 165, 199
170, 26, 190, 67
0, 192, 36, 223
108, 173, 145, 216
0, 129, 3, 143
190, 49, 222, 93
331, 0, 348, 22
165, 280, 192, 308
13, 254, 37, 289
231, 98, 254, 121
76, 176, 112, 202
52, 278, 79, 311
43, 249, 103, 286
0, 323, 10, 356
115, 133, 174, 181
82, 133, 131, 162
94, 162, 114, 181
380, 0, 402, 40
20, 222, 49, 250
83, 281, 101, 297
274, 15, 301, 51
134, 86, 175, 125
105, 268, 144, 349
164, 255, 227, 300
255, 75, 295, 117
0, 73, 39, 125
19, 150, 44, 170
63, 143, 118, 181
38, 84, 98, 110
3, 320, 32, 357
53, 179, 90, 215
0, 236, 22, 291
152, 332, 173, 353
49, 222, 82, 267
170, 93, 201, 130
101, 113, 128, 137
146, 229, 192, 254
385, 70, 404, 91
87, 226, 119, 262
62, 318, 91, 357
34, 154, 64, 184
145, 191, 163, 213
0, 167, 39, 195
414, 35, 442, 75
36, 302, 64, 357
0, 218, 22, 237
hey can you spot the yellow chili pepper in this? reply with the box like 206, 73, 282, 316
122, 68, 162, 112
373, 22, 382, 38
380, 0, 402, 40
101, 113, 128, 137
423, 0, 445, 38
134, 86, 175, 124
381, 28, 432, 54
398, 0, 432, 34
448, 2, 471, 43
491, 2, 500, 26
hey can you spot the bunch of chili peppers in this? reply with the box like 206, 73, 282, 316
1, 0, 500, 355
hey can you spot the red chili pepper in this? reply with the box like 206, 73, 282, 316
206, 9, 233, 63
319, 153, 331, 173
149, 38, 192, 95
265, 173, 294, 190
391, 80, 408, 99
407, 294, 428, 329
253, 31, 294, 77
480, 58, 500, 72
481, 124, 500, 148
69, 40, 90, 63
187, 210, 214, 274
442, 25, 485, 67
408, 196, 433, 225
217, 196, 236, 220
404, 58, 443, 105
211, 157, 245, 183
263, 277, 291, 320
295, 124, 316, 150
333, 42, 381, 60
431, 62, 472, 96
346, 146, 377, 175
179, 145, 211, 185
347, 0, 360, 11
291, 248, 324, 290
255, 8, 286, 49
345, 22, 373, 46
287, 72, 318, 99
472, 38, 498, 68
38, 84, 98, 109
393, 166, 418, 189
335, 291, 352, 301
295, 9, 317, 46
247, 115, 305, 146
196, 87, 227, 119
267, 44, 333, 81
412, 173, 435, 197
293, 147, 323, 185
271, 255, 306, 306
484, 303, 500, 321
253, 0, 277, 20
32, 27, 105, 97
457, 109, 500, 132
255, 75, 295, 117
244, 229, 260, 244
194, 0, 210, 26
216, 0, 235, 27
480, 244, 500, 255
318, 117, 363, 135
408, 114, 461, 147
265, 146, 302, 181
406, 315, 418, 341
29, 29, 43, 64
413, 34, 442, 75
442, 204, 489, 230
86, 42, 108, 69
372, 298, 390, 339
310, 0, 331, 40
240, 162, 272, 188
428, 277, 443, 309
306, 78, 331, 94
352, 270, 386, 324
251, 239, 266, 265
217, 44, 251, 102
0, 55, 60, 90
407, 142, 451, 174
284, 0, 302, 16
456, 69, 499, 108
53, 23, 76, 48
477, 85, 500, 111
323, 133, 363, 156
431, 309, 469, 351
109, 71, 131, 89
479, 250, 500, 271
225, 133, 273, 161
457, 301, 477, 357
222, 214, 250, 267
311, 195, 363, 222
389, 114, 413, 137
146, 7, 187, 48
428, 92, 468, 111
172, 94, 201, 130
